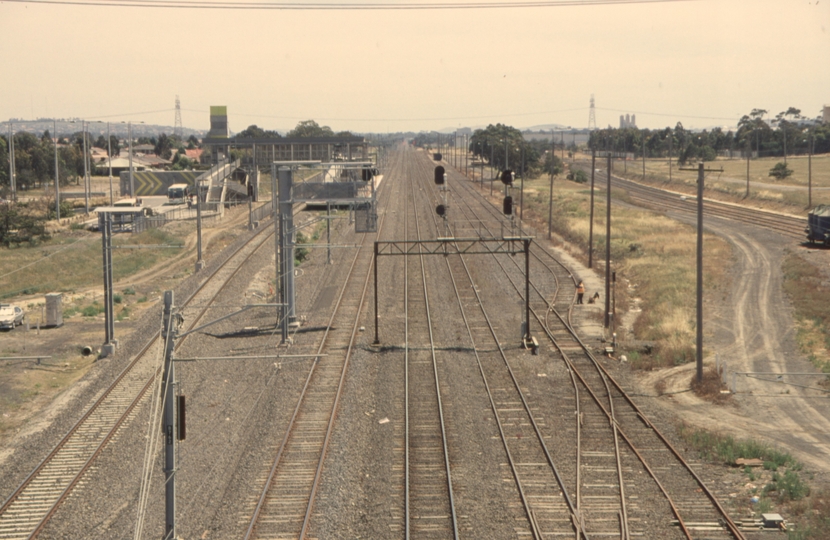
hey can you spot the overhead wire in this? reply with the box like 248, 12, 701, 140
133, 318, 172, 540
4, 0, 692, 10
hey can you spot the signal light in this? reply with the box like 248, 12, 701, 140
436, 204, 447, 216
362, 168, 374, 181
503, 196, 513, 215
501, 169, 514, 185
434, 166, 445, 185
177, 395, 186, 440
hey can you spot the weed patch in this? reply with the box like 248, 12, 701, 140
678, 424, 798, 469
690, 364, 731, 403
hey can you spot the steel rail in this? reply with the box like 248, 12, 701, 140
570, 162, 806, 241
414, 151, 586, 539
446, 156, 743, 538
406, 154, 460, 538
458, 177, 695, 537
0, 209, 280, 539
443, 158, 625, 538
244, 159, 393, 539
516, 218, 746, 539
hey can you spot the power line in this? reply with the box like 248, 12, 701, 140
182, 106, 588, 123
596, 106, 737, 122
4, 0, 692, 10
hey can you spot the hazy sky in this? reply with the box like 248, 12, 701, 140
1, 0, 827, 133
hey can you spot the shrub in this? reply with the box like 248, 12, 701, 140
295, 232, 309, 264
567, 169, 588, 183
769, 162, 793, 180
81, 305, 103, 317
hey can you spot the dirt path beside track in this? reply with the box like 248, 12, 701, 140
637, 214, 830, 474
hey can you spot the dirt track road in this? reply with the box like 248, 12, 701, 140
639, 214, 830, 474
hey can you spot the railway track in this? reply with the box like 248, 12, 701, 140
0, 205, 282, 540
410, 150, 586, 539
438, 151, 746, 538
401, 156, 460, 538
241, 156, 395, 538
573, 160, 806, 241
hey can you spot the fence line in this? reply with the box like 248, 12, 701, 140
251, 201, 274, 224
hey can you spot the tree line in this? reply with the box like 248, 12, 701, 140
0, 131, 203, 196
587, 107, 829, 163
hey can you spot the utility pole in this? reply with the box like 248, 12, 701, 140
696, 162, 703, 384
8, 122, 16, 203
195, 180, 204, 272
548, 138, 555, 240
808, 129, 814, 208
642, 129, 646, 180
107, 122, 113, 205
746, 140, 750, 198
604, 155, 612, 329
128, 121, 135, 198
99, 213, 114, 351
82, 121, 89, 214
589, 150, 596, 269
272, 163, 281, 336
54, 119, 60, 221
519, 145, 524, 221
668, 133, 672, 182
161, 291, 177, 540
490, 145, 494, 196
678, 162, 721, 383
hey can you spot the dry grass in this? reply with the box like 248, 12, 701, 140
781, 250, 830, 377
613, 154, 830, 211
517, 170, 731, 368
0, 228, 185, 300
786, 488, 830, 539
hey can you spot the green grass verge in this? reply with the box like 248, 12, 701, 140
0, 228, 184, 300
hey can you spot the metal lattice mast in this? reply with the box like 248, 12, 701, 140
588, 94, 597, 130
174, 95, 183, 138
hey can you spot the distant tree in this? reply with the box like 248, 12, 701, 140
768, 162, 793, 180
154, 133, 173, 159
543, 152, 564, 177
171, 153, 193, 170
237, 124, 281, 139
469, 124, 526, 172
0, 202, 49, 246
567, 169, 588, 183
187, 135, 200, 147
287, 120, 334, 138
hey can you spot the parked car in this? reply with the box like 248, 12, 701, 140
0, 304, 25, 329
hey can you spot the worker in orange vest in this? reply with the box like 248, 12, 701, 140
577, 281, 585, 304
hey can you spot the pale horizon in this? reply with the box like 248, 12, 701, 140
1, 0, 827, 134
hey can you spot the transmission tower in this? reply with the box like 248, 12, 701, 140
174, 95, 183, 138
588, 94, 597, 130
